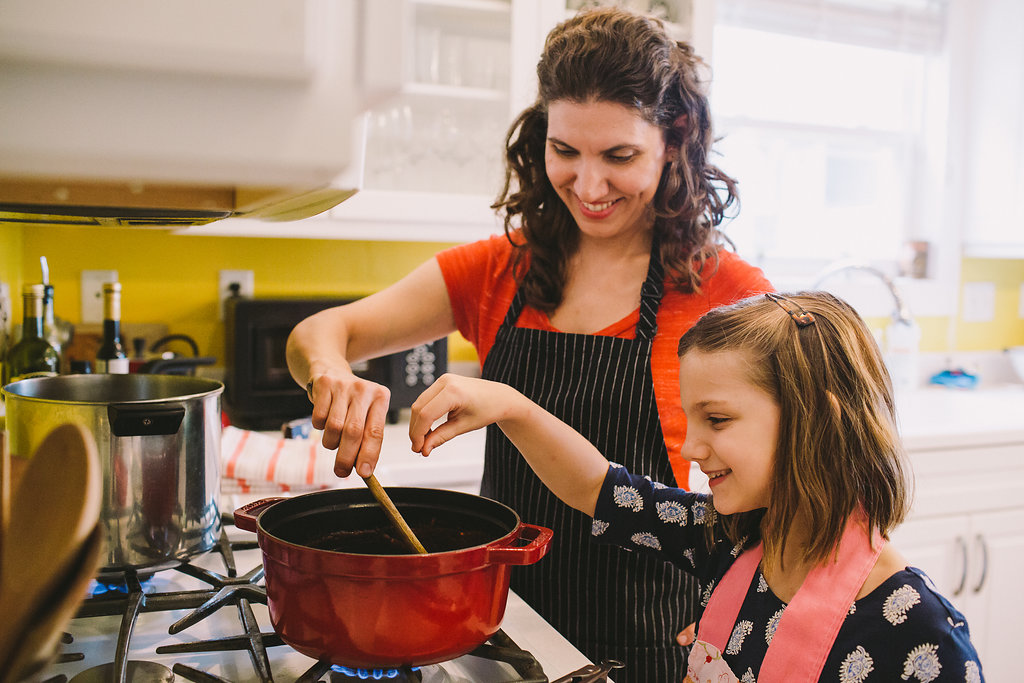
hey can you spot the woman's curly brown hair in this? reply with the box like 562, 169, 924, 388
493, 6, 739, 313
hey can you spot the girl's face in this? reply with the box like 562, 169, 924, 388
678, 349, 780, 516
545, 99, 669, 242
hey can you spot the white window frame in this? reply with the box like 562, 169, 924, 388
709, 0, 961, 320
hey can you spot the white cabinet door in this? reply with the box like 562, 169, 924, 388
328, 0, 562, 240
0, 0, 371, 187
961, 508, 1024, 681
890, 514, 973, 616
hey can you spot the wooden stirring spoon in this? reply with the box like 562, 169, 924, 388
362, 474, 428, 555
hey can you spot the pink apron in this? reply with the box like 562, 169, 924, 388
685, 515, 885, 683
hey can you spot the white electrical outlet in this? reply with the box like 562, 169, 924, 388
81, 270, 119, 323
218, 270, 254, 319
961, 281, 996, 322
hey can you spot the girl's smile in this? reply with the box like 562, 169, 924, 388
678, 349, 780, 515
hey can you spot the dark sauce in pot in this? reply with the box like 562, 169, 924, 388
273, 505, 510, 555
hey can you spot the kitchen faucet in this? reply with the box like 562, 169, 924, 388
812, 259, 920, 389
811, 259, 913, 325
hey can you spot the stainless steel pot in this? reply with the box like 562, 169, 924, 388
2, 374, 223, 573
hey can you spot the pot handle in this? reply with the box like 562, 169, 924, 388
233, 497, 286, 533
486, 524, 554, 566
107, 404, 185, 437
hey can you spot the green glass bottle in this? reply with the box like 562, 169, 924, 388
6, 283, 59, 382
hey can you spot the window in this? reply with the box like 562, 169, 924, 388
710, 0, 953, 297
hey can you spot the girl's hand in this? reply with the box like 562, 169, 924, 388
409, 373, 523, 457
676, 623, 696, 647
306, 369, 392, 478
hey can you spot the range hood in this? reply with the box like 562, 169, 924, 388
0, 0, 399, 229
0, 176, 360, 228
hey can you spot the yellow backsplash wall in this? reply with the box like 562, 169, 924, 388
957, 258, 1024, 350
2, 224, 1023, 364
0, 223, 471, 363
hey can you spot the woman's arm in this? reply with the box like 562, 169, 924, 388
408, 374, 609, 516
286, 258, 457, 477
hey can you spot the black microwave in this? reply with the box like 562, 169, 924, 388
224, 296, 447, 430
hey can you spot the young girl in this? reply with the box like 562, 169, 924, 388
408, 291, 983, 682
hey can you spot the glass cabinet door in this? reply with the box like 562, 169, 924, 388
360, 0, 517, 197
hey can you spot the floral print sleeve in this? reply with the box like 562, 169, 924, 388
592, 462, 723, 579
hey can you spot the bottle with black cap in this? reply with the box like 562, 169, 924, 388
95, 282, 129, 374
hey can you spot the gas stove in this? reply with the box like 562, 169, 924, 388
37, 512, 605, 683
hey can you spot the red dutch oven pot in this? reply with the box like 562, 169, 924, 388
234, 487, 553, 668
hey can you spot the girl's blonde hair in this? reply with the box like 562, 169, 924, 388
677, 291, 910, 566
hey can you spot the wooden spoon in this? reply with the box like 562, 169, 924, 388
362, 474, 428, 555
0, 423, 102, 670
0, 522, 105, 683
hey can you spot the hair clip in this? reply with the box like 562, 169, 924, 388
765, 293, 816, 327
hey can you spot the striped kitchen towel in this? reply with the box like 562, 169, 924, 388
221, 425, 344, 490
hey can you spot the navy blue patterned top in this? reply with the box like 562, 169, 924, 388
591, 464, 985, 682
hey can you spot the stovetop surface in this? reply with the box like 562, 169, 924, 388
37, 521, 596, 683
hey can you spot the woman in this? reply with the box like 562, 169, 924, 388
286, 7, 771, 680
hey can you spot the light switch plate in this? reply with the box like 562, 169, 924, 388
81, 270, 119, 324
961, 281, 996, 322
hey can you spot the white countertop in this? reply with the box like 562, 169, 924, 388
895, 384, 1024, 450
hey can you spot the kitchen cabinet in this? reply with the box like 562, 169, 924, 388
0, 0, 392, 189
890, 437, 1024, 680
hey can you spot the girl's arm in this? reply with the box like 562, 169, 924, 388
408, 374, 609, 516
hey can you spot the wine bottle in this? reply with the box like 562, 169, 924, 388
95, 282, 129, 374
6, 283, 60, 382
39, 257, 72, 373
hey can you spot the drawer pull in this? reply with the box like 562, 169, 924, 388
971, 534, 988, 594
953, 536, 968, 597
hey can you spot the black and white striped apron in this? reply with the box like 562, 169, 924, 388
480, 246, 698, 683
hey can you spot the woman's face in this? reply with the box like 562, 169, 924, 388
678, 349, 779, 516
545, 99, 669, 241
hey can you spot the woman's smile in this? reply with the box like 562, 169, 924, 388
578, 197, 622, 219
545, 99, 669, 241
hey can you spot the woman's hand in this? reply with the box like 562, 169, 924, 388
409, 374, 521, 457
306, 369, 392, 478
285, 258, 458, 480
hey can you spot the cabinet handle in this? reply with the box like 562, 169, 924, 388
952, 536, 968, 597
971, 534, 988, 594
